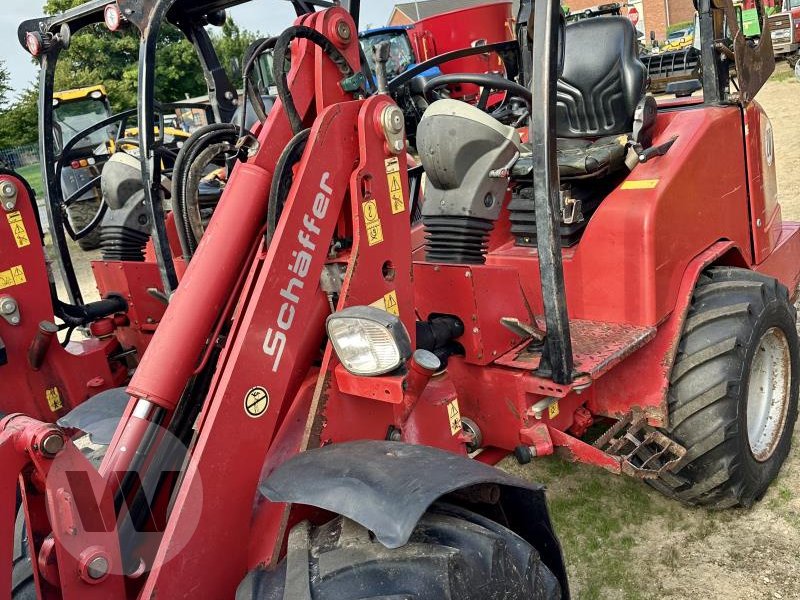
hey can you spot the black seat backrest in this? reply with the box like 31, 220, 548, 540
556, 17, 646, 138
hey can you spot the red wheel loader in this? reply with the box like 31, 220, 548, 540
2, 0, 798, 597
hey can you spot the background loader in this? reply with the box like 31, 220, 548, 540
1, 0, 798, 597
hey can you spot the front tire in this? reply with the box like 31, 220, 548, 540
67, 198, 103, 251
237, 503, 562, 599
651, 267, 799, 508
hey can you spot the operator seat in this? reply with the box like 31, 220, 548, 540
555, 16, 651, 179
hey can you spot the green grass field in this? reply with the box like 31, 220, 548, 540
15, 163, 45, 200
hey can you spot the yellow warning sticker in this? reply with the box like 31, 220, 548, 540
362, 199, 384, 246
548, 401, 560, 420
385, 157, 405, 214
0, 265, 26, 290
620, 179, 659, 190
370, 290, 400, 316
447, 399, 463, 436
6, 211, 30, 248
46, 387, 63, 412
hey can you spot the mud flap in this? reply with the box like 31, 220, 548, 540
56, 386, 129, 445
262, 440, 568, 594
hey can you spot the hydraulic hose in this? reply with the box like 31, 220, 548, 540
171, 123, 238, 260
272, 25, 360, 134
267, 128, 311, 242
241, 37, 278, 130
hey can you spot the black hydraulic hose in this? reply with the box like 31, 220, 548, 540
184, 143, 231, 252
171, 123, 238, 261
272, 25, 359, 134
267, 128, 311, 242
241, 37, 278, 131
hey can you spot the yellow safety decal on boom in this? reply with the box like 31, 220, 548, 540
362, 199, 384, 246
448, 399, 463, 436
46, 387, 63, 412
620, 179, 659, 190
385, 157, 405, 214
370, 290, 400, 316
6, 212, 30, 248
548, 401, 560, 419
0, 265, 26, 290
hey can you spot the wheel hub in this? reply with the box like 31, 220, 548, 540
746, 327, 792, 462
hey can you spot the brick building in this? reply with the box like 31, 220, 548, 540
388, 0, 520, 25
564, 0, 696, 42
387, 0, 694, 45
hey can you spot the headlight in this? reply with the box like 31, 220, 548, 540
326, 306, 412, 376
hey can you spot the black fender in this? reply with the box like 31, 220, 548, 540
57, 387, 128, 445
262, 440, 569, 596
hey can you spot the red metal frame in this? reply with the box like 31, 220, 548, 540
4, 5, 800, 600
0, 174, 126, 421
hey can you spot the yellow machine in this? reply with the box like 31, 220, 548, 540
53, 85, 114, 250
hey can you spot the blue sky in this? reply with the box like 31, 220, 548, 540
2, 1, 397, 101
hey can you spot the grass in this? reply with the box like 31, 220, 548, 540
15, 163, 45, 200
506, 455, 693, 599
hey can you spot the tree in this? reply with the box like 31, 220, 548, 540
44, 0, 261, 110
0, 3, 262, 150
0, 61, 11, 108
0, 86, 40, 149
213, 18, 262, 82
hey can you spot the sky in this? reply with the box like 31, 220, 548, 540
1, 0, 398, 100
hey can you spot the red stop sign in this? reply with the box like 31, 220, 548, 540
628, 7, 640, 25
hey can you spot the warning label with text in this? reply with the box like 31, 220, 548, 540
6, 211, 30, 248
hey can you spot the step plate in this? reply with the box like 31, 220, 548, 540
495, 319, 656, 384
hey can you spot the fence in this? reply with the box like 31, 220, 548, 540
0, 144, 40, 170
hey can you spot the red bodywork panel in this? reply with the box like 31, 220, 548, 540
0, 174, 125, 420
410, 2, 514, 77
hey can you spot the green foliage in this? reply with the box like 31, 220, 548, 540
0, 86, 40, 149
666, 20, 693, 34
43, 0, 260, 110
0, 2, 260, 151
0, 61, 11, 108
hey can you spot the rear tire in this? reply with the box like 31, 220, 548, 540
650, 267, 799, 508
12, 508, 35, 600
237, 503, 562, 599
67, 198, 103, 251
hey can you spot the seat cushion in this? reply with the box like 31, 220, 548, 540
557, 135, 629, 179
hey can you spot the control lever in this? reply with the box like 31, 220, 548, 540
637, 135, 678, 163
372, 41, 391, 94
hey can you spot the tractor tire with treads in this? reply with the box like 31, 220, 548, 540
67, 198, 103, 251
12, 507, 35, 600
650, 267, 799, 508
237, 503, 562, 599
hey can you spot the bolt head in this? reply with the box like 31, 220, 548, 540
86, 555, 109, 580
336, 20, 352, 41
0, 297, 16, 315
1, 181, 17, 198
40, 432, 65, 457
